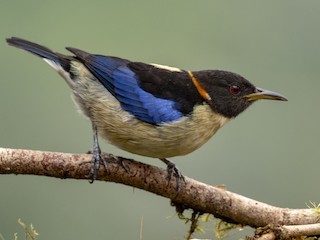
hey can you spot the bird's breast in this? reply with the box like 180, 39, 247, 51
93, 102, 229, 158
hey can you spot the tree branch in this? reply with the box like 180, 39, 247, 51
1, 147, 319, 238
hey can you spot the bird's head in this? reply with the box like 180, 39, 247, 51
193, 70, 287, 118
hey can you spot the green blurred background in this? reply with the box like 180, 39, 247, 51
1, 1, 319, 239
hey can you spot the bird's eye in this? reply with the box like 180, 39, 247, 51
230, 85, 241, 95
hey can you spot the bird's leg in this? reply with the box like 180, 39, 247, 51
159, 158, 185, 192
87, 123, 129, 183
88, 123, 109, 183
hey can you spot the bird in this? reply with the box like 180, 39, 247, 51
6, 37, 287, 189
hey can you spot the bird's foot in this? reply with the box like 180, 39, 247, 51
84, 149, 129, 183
159, 158, 185, 192
88, 145, 110, 183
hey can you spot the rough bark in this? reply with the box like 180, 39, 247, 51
1, 147, 319, 239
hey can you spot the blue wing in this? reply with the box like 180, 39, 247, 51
70, 52, 184, 125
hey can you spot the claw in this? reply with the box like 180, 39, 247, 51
87, 151, 130, 183
86, 123, 130, 183
87, 123, 109, 183
88, 144, 109, 183
159, 158, 185, 192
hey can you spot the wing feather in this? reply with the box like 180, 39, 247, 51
67, 50, 184, 124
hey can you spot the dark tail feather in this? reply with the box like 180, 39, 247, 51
6, 37, 72, 72
6, 37, 61, 62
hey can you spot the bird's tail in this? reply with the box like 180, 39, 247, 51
6, 37, 61, 61
6, 37, 71, 72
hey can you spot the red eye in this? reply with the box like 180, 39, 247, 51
230, 85, 241, 95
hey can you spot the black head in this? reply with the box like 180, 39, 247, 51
193, 70, 287, 118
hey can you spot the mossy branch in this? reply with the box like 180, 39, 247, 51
0, 147, 319, 239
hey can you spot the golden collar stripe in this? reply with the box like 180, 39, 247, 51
188, 71, 213, 105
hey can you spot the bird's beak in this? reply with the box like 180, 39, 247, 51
245, 87, 288, 102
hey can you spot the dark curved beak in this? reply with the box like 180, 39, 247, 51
245, 87, 288, 102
